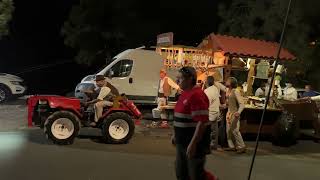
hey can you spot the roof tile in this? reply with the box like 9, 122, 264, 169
203, 34, 296, 60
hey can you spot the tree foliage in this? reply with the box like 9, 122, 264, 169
218, 0, 320, 87
62, 0, 159, 65
62, 0, 126, 65
62, 0, 219, 66
0, 0, 14, 38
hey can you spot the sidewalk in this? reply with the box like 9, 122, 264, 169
0, 99, 27, 131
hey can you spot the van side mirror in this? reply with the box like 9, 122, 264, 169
107, 70, 114, 78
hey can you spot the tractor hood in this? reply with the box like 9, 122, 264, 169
27, 95, 82, 127
28, 95, 81, 110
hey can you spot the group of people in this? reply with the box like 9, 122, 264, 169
80, 67, 220, 179
78, 67, 319, 180
254, 81, 320, 102
203, 76, 246, 153
154, 68, 246, 152
82, 67, 320, 180
255, 81, 298, 101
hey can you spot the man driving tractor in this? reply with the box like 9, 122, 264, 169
83, 75, 119, 126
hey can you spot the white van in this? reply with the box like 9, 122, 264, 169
75, 48, 179, 105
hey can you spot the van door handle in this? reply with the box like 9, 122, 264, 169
129, 77, 133, 84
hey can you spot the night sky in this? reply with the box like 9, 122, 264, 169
0, 0, 221, 94
0, 0, 76, 72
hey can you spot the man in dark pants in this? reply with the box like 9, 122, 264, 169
204, 76, 220, 151
172, 66, 211, 180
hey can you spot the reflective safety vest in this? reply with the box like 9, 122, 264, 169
174, 87, 211, 146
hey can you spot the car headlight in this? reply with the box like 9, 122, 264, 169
10, 81, 21, 85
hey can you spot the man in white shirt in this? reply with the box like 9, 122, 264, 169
84, 75, 114, 126
204, 76, 221, 150
152, 69, 180, 128
283, 82, 298, 101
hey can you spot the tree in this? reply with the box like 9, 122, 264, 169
62, 0, 152, 66
62, 0, 220, 66
218, 0, 320, 88
62, 0, 125, 65
0, 0, 14, 39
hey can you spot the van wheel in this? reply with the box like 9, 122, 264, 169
0, 84, 11, 103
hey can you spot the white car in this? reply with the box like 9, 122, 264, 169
0, 73, 27, 103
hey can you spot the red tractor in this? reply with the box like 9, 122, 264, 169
27, 94, 141, 145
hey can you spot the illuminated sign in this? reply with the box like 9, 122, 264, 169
157, 32, 174, 46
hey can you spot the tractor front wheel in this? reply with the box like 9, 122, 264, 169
101, 112, 135, 144
44, 111, 80, 145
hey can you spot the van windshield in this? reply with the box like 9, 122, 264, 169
95, 57, 116, 74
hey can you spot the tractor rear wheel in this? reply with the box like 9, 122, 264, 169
44, 111, 80, 145
101, 112, 135, 144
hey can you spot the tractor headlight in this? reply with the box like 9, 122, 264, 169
38, 99, 48, 105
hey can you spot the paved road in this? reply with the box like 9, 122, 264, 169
0, 129, 319, 180
1, 99, 320, 179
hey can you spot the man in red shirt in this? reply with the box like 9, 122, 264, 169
173, 66, 211, 180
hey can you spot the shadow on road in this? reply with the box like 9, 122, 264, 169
22, 128, 175, 156
25, 129, 50, 145
25, 128, 105, 145
22, 127, 320, 158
